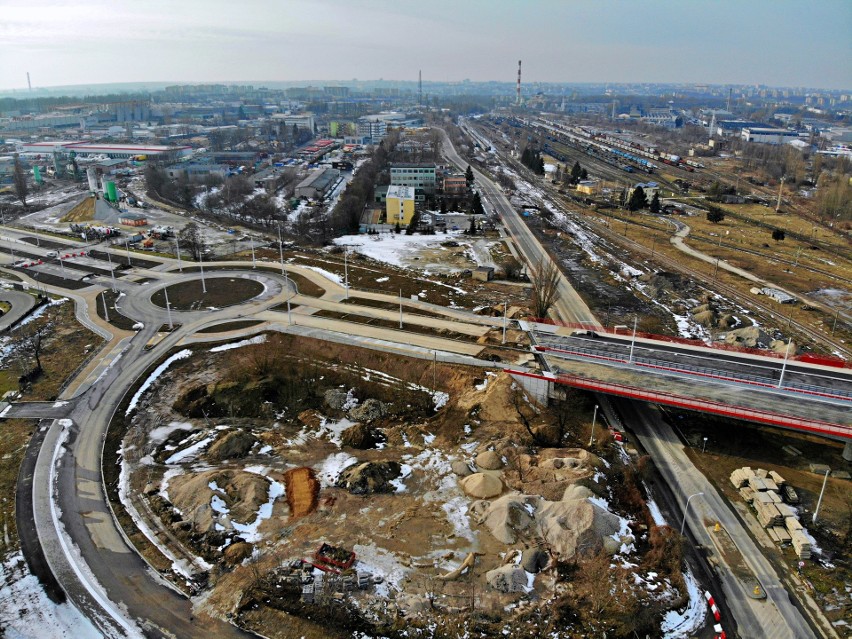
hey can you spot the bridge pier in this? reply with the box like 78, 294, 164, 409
844, 441, 852, 463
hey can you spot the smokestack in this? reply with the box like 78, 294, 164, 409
27, 72, 32, 91
419, 69, 422, 108
517, 60, 522, 106
727, 87, 732, 112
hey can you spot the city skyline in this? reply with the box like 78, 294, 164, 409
1, 0, 851, 92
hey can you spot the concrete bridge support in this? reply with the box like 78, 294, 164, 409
844, 440, 852, 462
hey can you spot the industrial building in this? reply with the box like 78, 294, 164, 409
385, 185, 416, 226
271, 114, 316, 132
165, 163, 229, 180
295, 168, 340, 200
18, 141, 191, 161
740, 128, 800, 145
389, 163, 436, 202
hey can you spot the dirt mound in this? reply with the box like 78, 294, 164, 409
223, 541, 254, 566
536, 499, 621, 560
475, 450, 503, 470
324, 388, 349, 411
692, 310, 716, 327
507, 448, 603, 500
336, 461, 401, 495
283, 467, 320, 518
486, 564, 528, 593
470, 493, 536, 543
348, 398, 387, 422
60, 197, 95, 222
459, 473, 504, 499
724, 326, 771, 348
340, 422, 385, 449
168, 469, 271, 534
207, 429, 257, 462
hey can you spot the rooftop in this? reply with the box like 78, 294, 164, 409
387, 184, 415, 200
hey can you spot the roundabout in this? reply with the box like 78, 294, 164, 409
150, 276, 266, 311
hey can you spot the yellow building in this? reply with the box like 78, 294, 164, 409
576, 179, 600, 195
386, 185, 416, 226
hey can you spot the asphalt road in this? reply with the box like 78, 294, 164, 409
0, 288, 37, 331
441, 128, 824, 638
618, 399, 816, 639
440, 128, 600, 327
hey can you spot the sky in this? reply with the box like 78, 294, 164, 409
1, 0, 850, 91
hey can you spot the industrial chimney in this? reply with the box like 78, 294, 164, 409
516, 60, 522, 105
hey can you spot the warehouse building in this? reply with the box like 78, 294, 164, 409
19, 141, 191, 161
741, 128, 800, 145
295, 168, 340, 200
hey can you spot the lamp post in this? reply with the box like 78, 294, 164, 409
199, 250, 207, 294
174, 237, 182, 272
777, 339, 793, 389
399, 289, 403, 329
163, 285, 174, 330
106, 249, 117, 292
502, 299, 508, 344
681, 492, 704, 535
628, 316, 638, 364
250, 235, 256, 269
588, 404, 599, 447
344, 247, 349, 300
101, 290, 110, 322
124, 237, 132, 266
277, 224, 285, 275
812, 469, 830, 524
702, 437, 708, 453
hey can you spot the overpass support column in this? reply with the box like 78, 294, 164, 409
843, 441, 852, 463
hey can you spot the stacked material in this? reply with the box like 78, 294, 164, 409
791, 530, 812, 559
730, 467, 755, 489
769, 470, 786, 486
738, 487, 756, 503
754, 500, 784, 528
768, 526, 792, 543
754, 491, 781, 505
776, 503, 797, 519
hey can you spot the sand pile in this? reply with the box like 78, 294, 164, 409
167, 469, 272, 534
459, 473, 504, 499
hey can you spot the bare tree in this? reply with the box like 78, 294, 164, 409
530, 258, 560, 319
13, 155, 28, 208
178, 222, 206, 260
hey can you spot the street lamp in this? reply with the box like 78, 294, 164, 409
588, 404, 599, 447
777, 339, 794, 389
702, 437, 708, 453
163, 285, 174, 330
199, 250, 207, 294
174, 236, 182, 272
628, 316, 638, 364
812, 469, 830, 524
681, 492, 704, 535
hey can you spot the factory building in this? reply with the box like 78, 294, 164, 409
18, 141, 191, 162
740, 128, 801, 145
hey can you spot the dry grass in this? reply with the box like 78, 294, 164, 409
0, 300, 103, 558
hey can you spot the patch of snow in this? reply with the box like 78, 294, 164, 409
353, 543, 408, 599
303, 265, 342, 284
661, 569, 706, 638
148, 421, 193, 445
647, 497, 667, 526
231, 479, 285, 543
0, 552, 102, 639
375, 277, 389, 283
211, 495, 229, 514
258, 444, 273, 455
314, 452, 357, 487
164, 435, 214, 464
209, 334, 267, 353
125, 349, 192, 415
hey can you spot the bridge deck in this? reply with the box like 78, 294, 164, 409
513, 355, 851, 440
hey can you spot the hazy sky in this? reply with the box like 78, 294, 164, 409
1, 0, 850, 91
